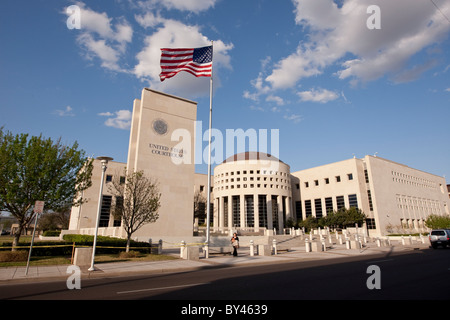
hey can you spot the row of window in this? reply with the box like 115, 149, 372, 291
217, 170, 290, 177
391, 170, 439, 190
215, 183, 290, 191
296, 194, 359, 219
297, 173, 354, 189
395, 195, 444, 216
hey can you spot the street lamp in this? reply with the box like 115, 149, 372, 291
88, 156, 113, 271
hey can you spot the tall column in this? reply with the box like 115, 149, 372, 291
277, 195, 284, 233
240, 194, 245, 230
213, 197, 219, 232
254, 194, 260, 232
219, 196, 225, 231
285, 196, 292, 222
227, 195, 233, 233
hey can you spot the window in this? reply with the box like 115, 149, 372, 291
348, 194, 358, 208
325, 197, 333, 214
295, 201, 302, 221
305, 182, 309, 188
347, 173, 353, 180
113, 196, 123, 227
99, 195, 112, 227
200, 185, 204, 192
314, 180, 319, 186
366, 218, 376, 230
119, 176, 126, 184
106, 175, 113, 183
325, 178, 329, 184
305, 200, 312, 217
336, 196, 345, 210
245, 195, 254, 227
367, 190, 374, 211
315, 198, 322, 218
336, 176, 341, 182
296, 183, 300, 190
271, 195, 279, 231
232, 196, 240, 227
258, 195, 268, 228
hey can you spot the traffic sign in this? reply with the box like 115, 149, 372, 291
34, 201, 44, 214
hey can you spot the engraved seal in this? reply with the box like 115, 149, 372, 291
152, 119, 168, 135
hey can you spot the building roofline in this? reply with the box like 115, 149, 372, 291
144, 88, 197, 105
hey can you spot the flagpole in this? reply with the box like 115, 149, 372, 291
205, 41, 213, 258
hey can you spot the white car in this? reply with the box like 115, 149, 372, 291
429, 229, 450, 249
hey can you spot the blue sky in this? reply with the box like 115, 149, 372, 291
0, 0, 449, 180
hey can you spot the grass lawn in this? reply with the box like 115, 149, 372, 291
0, 236, 178, 267
0, 252, 178, 268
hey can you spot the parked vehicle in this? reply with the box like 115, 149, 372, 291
429, 229, 450, 249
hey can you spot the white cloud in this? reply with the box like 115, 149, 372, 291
264, 0, 450, 89
66, 2, 133, 72
445, 88, 450, 92
266, 95, 285, 106
284, 114, 302, 123
55, 106, 75, 117
297, 88, 339, 103
136, 0, 217, 13
99, 110, 132, 130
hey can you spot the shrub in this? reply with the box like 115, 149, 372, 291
0, 250, 28, 262
118, 251, 141, 259
425, 214, 450, 230
43, 230, 61, 237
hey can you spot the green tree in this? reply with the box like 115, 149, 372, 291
108, 169, 161, 252
319, 207, 367, 230
298, 216, 318, 232
0, 128, 93, 249
424, 214, 450, 229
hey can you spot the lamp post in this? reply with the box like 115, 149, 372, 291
88, 156, 113, 271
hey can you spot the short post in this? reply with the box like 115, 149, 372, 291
180, 240, 186, 258
272, 239, 277, 255
376, 238, 381, 247
322, 239, 327, 252
346, 240, 351, 250
158, 239, 163, 254
148, 238, 152, 254
250, 240, 255, 256
305, 238, 311, 253
401, 236, 405, 245
204, 241, 209, 259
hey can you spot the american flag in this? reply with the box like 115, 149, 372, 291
159, 46, 213, 82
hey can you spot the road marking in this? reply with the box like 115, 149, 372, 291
366, 259, 394, 264
117, 282, 210, 295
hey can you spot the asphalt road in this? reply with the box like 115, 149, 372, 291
1, 247, 449, 304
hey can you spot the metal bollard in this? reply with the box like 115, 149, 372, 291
180, 240, 186, 258
305, 238, 311, 253
158, 239, 163, 254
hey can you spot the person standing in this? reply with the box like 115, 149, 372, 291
231, 233, 239, 257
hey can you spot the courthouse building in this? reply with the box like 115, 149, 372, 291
67, 88, 449, 239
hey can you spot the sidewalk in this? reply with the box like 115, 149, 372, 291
0, 242, 430, 283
